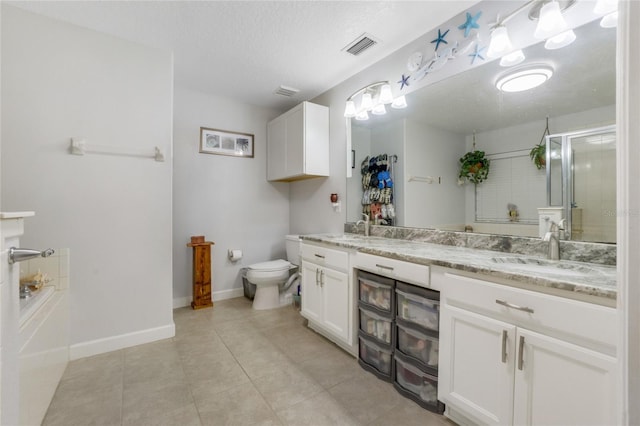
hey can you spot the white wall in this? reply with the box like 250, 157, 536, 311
404, 119, 466, 229
1, 6, 174, 357
172, 87, 288, 305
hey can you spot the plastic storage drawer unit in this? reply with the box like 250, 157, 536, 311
397, 320, 439, 370
358, 271, 394, 315
359, 307, 393, 345
396, 282, 440, 332
394, 352, 444, 413
358, 333, 393, 380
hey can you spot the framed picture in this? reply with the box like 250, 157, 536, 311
199, 127, 254, 158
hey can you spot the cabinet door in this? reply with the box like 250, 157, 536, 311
439, 305, 516, 425
513, 328, 617, 426
320, 267, 349, 342
285, 107, 304, 177
300, 261, 322, 323
267, 117, 287, 181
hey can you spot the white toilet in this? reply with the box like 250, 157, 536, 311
245, 235, 301, 310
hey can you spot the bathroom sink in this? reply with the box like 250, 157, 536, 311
324, 234, 367, 242
490, 256, 603, 276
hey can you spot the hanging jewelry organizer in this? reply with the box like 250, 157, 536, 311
360, 154, 397, 225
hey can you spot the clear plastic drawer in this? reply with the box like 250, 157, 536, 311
359, 276, 393, 314
396, 288, 439, 332
359, 335, 392, 377
359, 307, 393, 345
397, 320, 439, 370
394, 353, 439, 406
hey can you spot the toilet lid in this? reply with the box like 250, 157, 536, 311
248, 259, 292, 272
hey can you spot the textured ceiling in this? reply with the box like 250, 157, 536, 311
7, 1, 476, 110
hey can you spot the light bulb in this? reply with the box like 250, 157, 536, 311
600, 12, 618, 28
360, 93, 373, 110
594, 0, 617, 15
355, 110, 369, 121
378, 84, 394, 104
391, 95, 407, 109
344, 100, 356, 118
500, 49, 525, 67
487, 26, 513, 58
371, 103, 386, 115
544, 29, 576, 50
534, 1, 568, 40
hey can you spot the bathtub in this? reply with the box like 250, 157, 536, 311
19, 285, 69, 425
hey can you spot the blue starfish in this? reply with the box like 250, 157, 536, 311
430, 28, 449, 51
458, 11, 482, 38
398, 74, 410, 90
468, 44, 486, 65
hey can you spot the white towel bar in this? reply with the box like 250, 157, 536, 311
69, 138, 165, 162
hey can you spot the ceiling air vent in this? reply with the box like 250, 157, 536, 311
343, 33, 379, 56
274, 85, 299, 97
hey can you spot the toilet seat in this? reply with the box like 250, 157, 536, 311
246, 259, 292, 286
248, 259, 292, 272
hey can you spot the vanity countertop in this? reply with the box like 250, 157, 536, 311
301, 234, 616, 304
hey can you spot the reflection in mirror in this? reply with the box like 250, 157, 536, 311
347, 16, 616, 244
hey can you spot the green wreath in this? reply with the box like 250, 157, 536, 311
459, 150, 490, 184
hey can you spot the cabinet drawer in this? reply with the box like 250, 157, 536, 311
358, 272, 394, 315
358, 334, 393, 379
397, 320, 439, 371
359, 306, 393, 346
353, 252, 430, 287
437, 269, 617, 352
393, 352, 444, 413
301, 243, 349, 271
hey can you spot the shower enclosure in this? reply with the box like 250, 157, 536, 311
547, 125, 616, 243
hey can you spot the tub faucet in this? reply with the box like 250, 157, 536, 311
543, 221, 562, 260
356, 213, 370, 237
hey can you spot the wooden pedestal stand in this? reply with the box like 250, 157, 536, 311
187, 236, 214, 310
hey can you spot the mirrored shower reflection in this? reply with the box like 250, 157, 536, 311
547, 126, 616, 243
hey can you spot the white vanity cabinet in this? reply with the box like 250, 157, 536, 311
267, 101, 329, 182
435, 268, 617, 426
300, 243, 353, 350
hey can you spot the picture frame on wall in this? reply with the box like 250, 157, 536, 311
199, 127, 254, 158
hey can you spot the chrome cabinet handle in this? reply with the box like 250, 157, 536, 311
495, 299, 534, 314
9, 247, 54, 264
375, 263, 394, 271
320, 270, 324, 287
518, 335, 525, 371
314, 254, 325, 259
315, 268, 319, 285
501, 330, 508, 363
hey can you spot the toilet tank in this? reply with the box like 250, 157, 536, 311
285, 235, 301, 266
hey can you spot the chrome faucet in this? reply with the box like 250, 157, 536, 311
543, 221, 562, 260
355, 213, 370, 237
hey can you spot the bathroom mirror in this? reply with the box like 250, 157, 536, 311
346, 16, 616, 243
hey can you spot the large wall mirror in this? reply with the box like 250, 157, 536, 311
346, 10, 616, 244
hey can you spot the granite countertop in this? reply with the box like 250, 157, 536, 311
301, 233, 617, 303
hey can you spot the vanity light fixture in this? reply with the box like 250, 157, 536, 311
544, 29, 576, 50
343, 81, 407, 119
391, 95, 408, 109
496, 65, 554, 93
594, 0, 618, 28
487, 26, 514, 59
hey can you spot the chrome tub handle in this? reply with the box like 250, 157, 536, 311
8, 247, 54, 264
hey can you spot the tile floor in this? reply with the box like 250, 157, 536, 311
43, 297, 453, 426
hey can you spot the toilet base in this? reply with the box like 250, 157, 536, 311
252, 284, 281, 310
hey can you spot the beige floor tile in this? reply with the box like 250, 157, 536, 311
43, 383, 122, 426
187, 358, 252, 397
298, 347, 359, 389
123, 401, 202, 426
328, 370, 404, 424
275, 390, 360, 426
58, 349, 124, 385
122, 382, 194, 424
234, 345, 297, 380
369, 395, 447, 426
252, 364, 324, 411
197, 381, 281, 426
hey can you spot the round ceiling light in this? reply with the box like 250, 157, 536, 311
496, 65, 554, 93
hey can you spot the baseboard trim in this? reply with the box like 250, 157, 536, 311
172, 287, 244, 309
69, 323, 175, 360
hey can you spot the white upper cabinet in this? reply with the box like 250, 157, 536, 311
267, 101, 329, 182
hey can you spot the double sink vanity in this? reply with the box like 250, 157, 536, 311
299, 227, 617, 425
